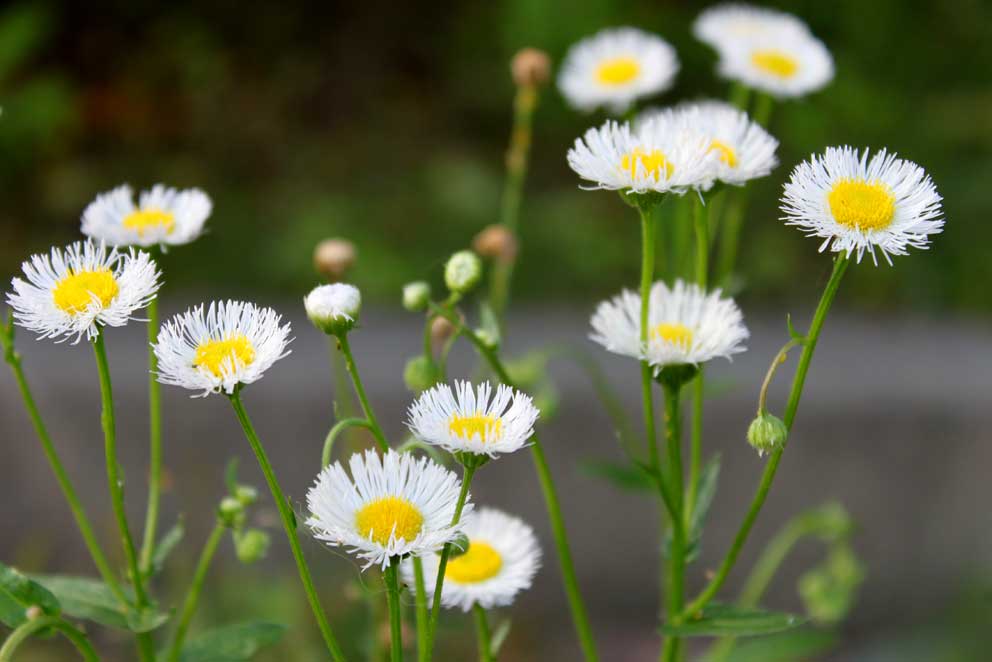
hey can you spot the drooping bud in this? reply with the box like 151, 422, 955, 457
444, 250, 482, 295
402, 281, 431, 312
472, 224, 518, 265
511, 48, 551, 88
403, 356, 439, 392
313, 238, 356, 282
234, 529, 271, 564
305, 283, 361, 336
747, 411, 788, 456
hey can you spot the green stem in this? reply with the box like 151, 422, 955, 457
322, 417, 373, 468
1, 328, 127, 606
336, 334, 389, 452
472, 604, 493, 662
729, 82, 751, 111
714, 189, 749, 289
140, 297, 162, 575
228, 391, 346, 662
686, 196, 708, 525
681, 254, 850, 620
660, 382, 686, 662
385, 557, 403, 662
0, 615, 98, 662
638, 207, 660, 474
166, 520, 225, 662
751, 92, 774, 128
413, 557, 429, 662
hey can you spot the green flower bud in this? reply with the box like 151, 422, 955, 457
475, 328, 500, 350
305, 283, 361, 336
747, 411, 788, 456
444, 250, 482, 294
445, 532, 471, 559
402, 281, 431, 312
218, 497, 245, 528
234, 485, 258, 506
235, 529, 271, 564
403, 356, 439, 392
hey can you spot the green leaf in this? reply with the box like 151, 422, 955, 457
490, 618, 512, 657
177, 622, 286, 661
661, 604, 805, 637
0, 590, 24, 627
31, 574, 168, 632
149, 518, 185, 577
579, 459, 654, 492
225, 458, 240, 495
727, 629, 839, 662
688, 454, 722, 549
477, 301, 502, 348
0, 561, 60, 621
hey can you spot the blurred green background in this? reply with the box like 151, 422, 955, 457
1, 0, 989, 310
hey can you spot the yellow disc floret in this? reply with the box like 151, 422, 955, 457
193, 334, 256, 377
446, 540, 503, 584
827, 179, 896, 232
621, 148, 674, 181
709, 139, 738, 168
651, 323, 693, 348
355, 496, 424, 546
750, 50, 799, 78
595, 57, 641, 85
52, 269, 119, 315
122, 208, 176, 237
449, 413, 503, 443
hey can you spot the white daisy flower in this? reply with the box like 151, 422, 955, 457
407, 381, 538, 458
590, 279, 748, 371
781, 146, 944, 265
81, 184, 212, 248
6, 239, 160, 343
154, 300, 291, 396
694, 3, 810, 56
307, 449, 470, 571
403, 507, 541, 612
304, 283, 361, 335
717, 29, 833, 99
558, 27, 679, 114
567, 117, 718, 195
638, 101, 778, 187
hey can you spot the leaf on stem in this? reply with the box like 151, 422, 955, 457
722, 629, 838, 662
0, 561, 60, 626
660, 604, 805, 637
149, 518, 185, 577
173, 621, 286, 661
30, 574, 168, 632
490, 618, 512, 657
579, 459, 655, 492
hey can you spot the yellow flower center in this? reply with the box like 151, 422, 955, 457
621, 148, 674, 181
595, 57, 641, 85
354, 496, 424, 546
651, 323, 693, 348
446, 541, 503, 584
122, 208, 175, 237
449, 414, 503, 443
827, 179, 896, 232
750, 50, 799, 78
192, 334, 256, 377
709, 139, 738, 168
52, 269, 119, 315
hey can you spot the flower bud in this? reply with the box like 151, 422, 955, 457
219, 496, 245, 528
402, 281, 431, 312
234, 485, 258, 506
747, 412, 788, 456
444, 250, 482, 295
511, 48, 551, 88
305, 283, 361, 336
235, 529, 271, 564
403, 356, 439, 392
446, 532, 471, 559
430, 315, 457, 350
313, 238, 356, 282
472, 224, 518, 265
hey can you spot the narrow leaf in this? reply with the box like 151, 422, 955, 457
150, 518, 185, 576
661, 604, 805, 637
0, 561, 60, 617
178, 621, 286, 661
31, 574, 166, 632
727, 629, 838, 662
490, 618, 512, 657
580, 459, 654, 492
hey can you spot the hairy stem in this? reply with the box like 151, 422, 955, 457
385, 557, 403, 662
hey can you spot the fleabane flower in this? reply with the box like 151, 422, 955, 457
307, 449, 470, 571
6, 239, 160, 343
154, 300, 291, 396
694, 3, 811, 56
717, 28, 833, 99
304, 283, 361, 336
590, 279, 748, 370
568, 117, 718, 195
638, 101, 778, 186
407, 381, 539, 459
81, 184, 212, 248
403, 507, 540, 611
558, 27, 679, 114
781, 146, 944, 264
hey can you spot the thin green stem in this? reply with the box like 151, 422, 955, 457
714, 189, 749, 289
336, 334, 389, 452
322, 417, 373, 468
639, 207, 659, 473
0, 615, 98, 662
166, 520, 225, 662
472, 603, 494, 662
729, 82, 751, 111
140, 297, 162, 575
228, 391, 346, 662
660, 382, 686, 662
413, 557, 429, 662
751, 92, 774, 128
685, 196, 708, 525
385, 557, 403, 662
681, 254, 850, 620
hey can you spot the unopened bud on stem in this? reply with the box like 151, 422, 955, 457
472, 224, 518, 265
313, 238, 356, 282
511, 48, 551, 88
747, 411, 788, 456
305, 283, 361, 336
444, 250, 482, 295
402, 281, 431, 312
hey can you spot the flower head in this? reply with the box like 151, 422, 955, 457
6, 239, 160, 343
781, 146, 944, 264
313, 238, 357, 282
81, 184, 211, 248
558, 27, 679, 114
407, 381, 538, 459
590, 279, 748, 371
717, 28, 833, 99
154, 300, 291, 396
694, 3, 811, 56
403, 507, 541, 611
307, 449, 471, 571
444, 251, 483, 294
304, 283, 361, 336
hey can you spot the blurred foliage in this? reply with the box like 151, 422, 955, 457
0, 0, 990, 313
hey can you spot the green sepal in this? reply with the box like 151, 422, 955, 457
655, 363, 700, 390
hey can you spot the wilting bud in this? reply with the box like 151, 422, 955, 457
235, 529, 271, 564
218, 496, 245, 528
402, 281, 431, 312
305, 283, 361, 336
234, 485, 258, 506
444, 250, 482, 295
430, 315, 457, 350
472, 224, 518, 265
404, 356, 439, 392
511, 47, 551, 88
313, 238, 356, 282
747, 411, 788, 456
